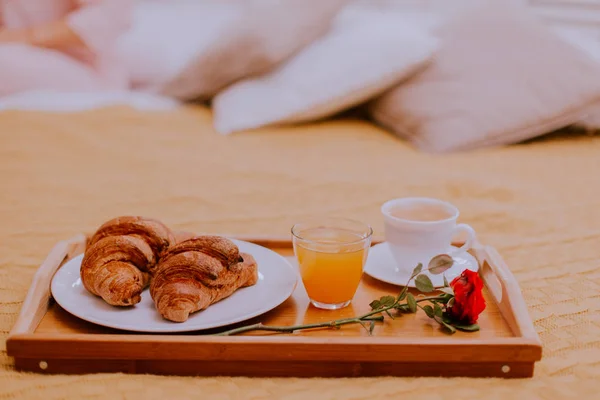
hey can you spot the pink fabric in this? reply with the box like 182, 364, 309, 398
0, 0, 133, 96
1, 0, 72, 28
0, 43, 112, 94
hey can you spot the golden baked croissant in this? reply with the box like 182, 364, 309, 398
150, 236, 259, 322
80, 216, 175, 306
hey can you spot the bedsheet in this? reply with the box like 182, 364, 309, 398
0, 105, 598, 399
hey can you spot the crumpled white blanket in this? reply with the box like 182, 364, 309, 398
552, 26, 600, 130
0, 90, 179, 112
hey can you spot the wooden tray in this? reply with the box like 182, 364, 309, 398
6, 234, 542, 378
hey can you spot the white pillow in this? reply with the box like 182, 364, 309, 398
212, 5, 439, 135
551, 25, 600, 130
160, 0, 350, 101
117, 0, 242, 92
368, 0, 600, 152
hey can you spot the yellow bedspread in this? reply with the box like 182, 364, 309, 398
1, 105, 598, 399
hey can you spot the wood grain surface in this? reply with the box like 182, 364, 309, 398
6, 234, 542, 378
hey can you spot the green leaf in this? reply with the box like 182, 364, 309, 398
369, 321, 376, 335
443, 275, 450, 287
369, 300, 381, 310
436, 293, 453, 304
422, 305, 434, 318
412, 263, 423, 277
447, 297, 455, 309
442, 313, 453, 324
428, 254, 454, 275
434, 304, 443, 317
397, 289, 407, 301
415, 274, 435, 293
406, 293, 417, 313
378, 295, 396, 307
385, 310, 395, 319
441, 320, 456, 334
438, 287, 454, 296
453, 323, 480, 332
395, 304, 411, 313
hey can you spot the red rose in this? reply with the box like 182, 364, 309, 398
448, 269, 486, 325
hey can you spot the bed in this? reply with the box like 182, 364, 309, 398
0, 105, 598, 399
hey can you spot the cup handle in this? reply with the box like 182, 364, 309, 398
449, 223, 476, 255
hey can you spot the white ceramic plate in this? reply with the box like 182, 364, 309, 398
364, 242, 479, 288
51, 239, 298, 333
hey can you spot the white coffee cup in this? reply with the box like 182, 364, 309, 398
381, 197, 476, 272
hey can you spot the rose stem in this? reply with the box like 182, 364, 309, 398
214, 316, 384, 336
214, 295, 447, 336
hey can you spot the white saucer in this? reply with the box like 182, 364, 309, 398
364, 242, 479, 288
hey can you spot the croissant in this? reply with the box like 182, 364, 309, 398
80, 216, 175, 306
150, 236, 259, 322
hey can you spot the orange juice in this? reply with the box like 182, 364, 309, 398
295, 228, 367, 305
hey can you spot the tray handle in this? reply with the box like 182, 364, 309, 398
8, 234, 87, 336
473, 243, 540, 343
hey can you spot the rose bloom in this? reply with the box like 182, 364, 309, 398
448, 270, 486, 325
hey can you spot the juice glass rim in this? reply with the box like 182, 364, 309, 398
291, 217, 373, 246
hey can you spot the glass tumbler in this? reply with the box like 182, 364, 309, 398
291, 217, 373, 310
